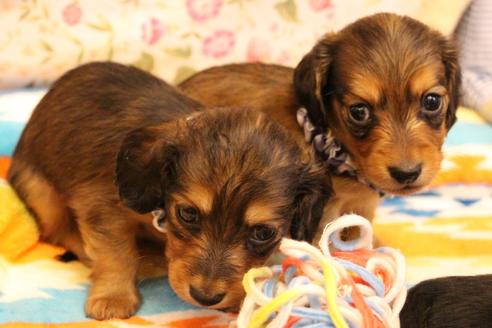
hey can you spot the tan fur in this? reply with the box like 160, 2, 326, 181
244, 202, 284, 226
174, 185, 214, 214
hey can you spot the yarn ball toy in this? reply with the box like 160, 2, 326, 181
236, 214, 407, 328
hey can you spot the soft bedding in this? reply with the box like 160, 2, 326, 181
0, 88, 491, 327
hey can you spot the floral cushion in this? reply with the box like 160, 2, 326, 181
0, 0, 470, 89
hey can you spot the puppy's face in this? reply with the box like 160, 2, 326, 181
116, 108, 330, 310
295, 13, 461, 195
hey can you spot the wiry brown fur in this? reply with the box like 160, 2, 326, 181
179, 13, 460, 240
8, 62, 331, 319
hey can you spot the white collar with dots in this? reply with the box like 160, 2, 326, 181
296, 107, 384, 197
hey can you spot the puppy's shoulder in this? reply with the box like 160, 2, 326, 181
53, 61, 165, 90
180, 63, 293, 89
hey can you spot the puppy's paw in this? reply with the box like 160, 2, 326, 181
85, 290, 140, 320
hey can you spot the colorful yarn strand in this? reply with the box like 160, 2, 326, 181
236, 214, 407, 328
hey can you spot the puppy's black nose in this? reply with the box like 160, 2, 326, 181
388, 164, 422, 184
189, 286, 225, 306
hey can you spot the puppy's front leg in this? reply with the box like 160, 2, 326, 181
78, 207, 140, 320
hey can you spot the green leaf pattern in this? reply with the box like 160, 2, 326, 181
275, 0, 298, 22
131, 52, 154, 72
174, 66, 197, 84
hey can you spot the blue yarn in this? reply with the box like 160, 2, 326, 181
298, 322, 334, 328
291, 307, 333, 323
263, 278, 276, 298
308, 293, 321, 309
291, 318, 314, 327
331, 234, 362, 251
335, 258, 385, 297
290, 315, 336, 328
304, 323, 334, 328
287, 275, 311, 289
285, 265, 297, 283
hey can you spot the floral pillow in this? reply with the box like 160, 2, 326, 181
0, 0, 469, 89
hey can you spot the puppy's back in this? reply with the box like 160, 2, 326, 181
11, 62, 200, 190
179, 63, 302, 133
400, 275, 492, 328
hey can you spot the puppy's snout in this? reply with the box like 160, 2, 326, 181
388, 164, 422, 185
189, 285, 225, 306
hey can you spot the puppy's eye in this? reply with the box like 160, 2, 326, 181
250, 225, 277, 245
422, 93, 442, 113
176, 205, 199, 225
348, 103, 371, 125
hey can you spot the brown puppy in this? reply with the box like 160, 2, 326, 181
8, 62, 331, 319
400, 275, 492, 328
179, 13, 460, 239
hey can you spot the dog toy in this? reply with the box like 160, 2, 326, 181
0, 178, 39, 261
237, 214, 406, 328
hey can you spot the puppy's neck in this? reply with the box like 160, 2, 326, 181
296, 107, 384, 197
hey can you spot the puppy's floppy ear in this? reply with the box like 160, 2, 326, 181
293, 34, 337, 128
440, 37, 461, 129
290, 163, 332, 242
115, 124, 179, 214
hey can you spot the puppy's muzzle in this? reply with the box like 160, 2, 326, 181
189, 285, 226, 306
388, 164, 422, 185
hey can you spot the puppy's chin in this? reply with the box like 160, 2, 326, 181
360, 169, 434, 196
357, 159, 441, 196
382, 184, 426, 196
366, 178, 427, 196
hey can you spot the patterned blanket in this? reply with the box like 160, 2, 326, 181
0, 89, 491, 327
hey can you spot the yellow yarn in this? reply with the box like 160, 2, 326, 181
320, 259, 348, 328
243, 259, 348, 328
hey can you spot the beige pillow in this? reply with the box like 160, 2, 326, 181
0, 0, 470, 89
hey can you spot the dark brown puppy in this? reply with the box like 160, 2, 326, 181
179, 13, 461, 240
8, 62, 331, 319
400, 275, 492, 328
